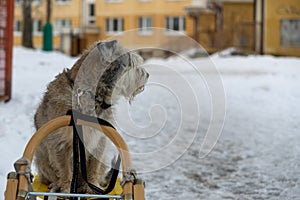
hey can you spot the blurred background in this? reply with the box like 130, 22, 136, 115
10, 0, 300, 57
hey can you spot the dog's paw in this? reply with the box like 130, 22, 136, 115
48, 182, 60, 192
58, 180, 72, 193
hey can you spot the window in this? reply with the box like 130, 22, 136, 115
106, 0, 123, 2
54, 19, 71, 31
280, 19, 300, 48
165, 16, 185, 33
14, 20, 22, 33
32, 0, 42, 4
16, 0, 41, 5
106, 18, 124, 34
138, 17, 152, 34
88, 3, 95, 25
33, 19, 42, 34
56, 0, 71, 3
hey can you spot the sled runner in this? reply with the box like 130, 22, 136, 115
4, 110, 145, 200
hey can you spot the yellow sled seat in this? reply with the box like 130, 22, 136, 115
32, 174, 123, 200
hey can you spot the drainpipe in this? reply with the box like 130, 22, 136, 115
254, 0, 264, 54
260, 0, 264, 55
42, 0, 53, 51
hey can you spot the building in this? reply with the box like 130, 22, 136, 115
13, 0, 300, 57
14, 0, 83, 55
13, 0, 196, 56
255, 0, 300, 57
186, 0, 254, 53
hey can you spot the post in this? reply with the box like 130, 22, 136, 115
194, 15, 200, 42
5, 0, 14, 102
43, 22, 53, 51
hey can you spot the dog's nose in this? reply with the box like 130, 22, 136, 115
146, 72, 149, 79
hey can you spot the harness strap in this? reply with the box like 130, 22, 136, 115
70, 121, 79, 195
68, 110, 121, 198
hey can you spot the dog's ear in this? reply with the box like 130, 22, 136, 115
117, 53, 131, 67
97, 40, 132, 68
96, 40, 143, 69
97, 40, 118, 62
116, 52, 143, 69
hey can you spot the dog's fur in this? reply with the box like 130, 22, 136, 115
34, 40, 149, 193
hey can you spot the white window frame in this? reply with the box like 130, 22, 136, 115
13, 20, 22, 36
88, 3, 96, 25
54, 19, 71, 33
55, 0, 72, 4
165, 16, 186, 34
15, 0, 42, 6
106, 18, 124, 35
105, 0, 123, 3
138, 17, 153, 35
32, 0, 42, 5
15, 0, 21, 6
280, 19, 300, 48
33, 19, 42, 35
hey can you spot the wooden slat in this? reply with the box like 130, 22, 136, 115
4, 172, 18, 200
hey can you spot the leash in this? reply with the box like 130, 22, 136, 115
67, 110, 121, 199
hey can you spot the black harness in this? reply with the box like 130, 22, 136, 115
67, 110, 121, 199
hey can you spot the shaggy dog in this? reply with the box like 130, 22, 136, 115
34, 40, 149, 193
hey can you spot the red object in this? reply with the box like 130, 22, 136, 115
0, 0, 14, 102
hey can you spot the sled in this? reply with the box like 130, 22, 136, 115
4, 111, 145, 200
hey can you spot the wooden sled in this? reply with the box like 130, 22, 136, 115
4, 112, 145, 200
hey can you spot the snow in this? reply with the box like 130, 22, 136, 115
1, 46, 300, 199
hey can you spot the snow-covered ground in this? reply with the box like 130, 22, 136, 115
1, 47, 300, 199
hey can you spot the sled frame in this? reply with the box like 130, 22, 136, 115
5, 115, 145, 200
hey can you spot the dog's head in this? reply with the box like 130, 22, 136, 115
95, 40, 149, 108
72, 40, 148, 115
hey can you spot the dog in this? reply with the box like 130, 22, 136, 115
34, 40, 149, 193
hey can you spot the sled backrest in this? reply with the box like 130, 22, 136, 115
5, 114, 144, 200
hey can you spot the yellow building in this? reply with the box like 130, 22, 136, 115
14, 0, 197, 55
13, 0, 251, 55
13, 0, 221, 55
13, 0, 300, 57
95, 0, 195, 52
14, 0, 83, 54
221, 0, 254, 51
263, 0, 300, 57
83, 0, 201, 56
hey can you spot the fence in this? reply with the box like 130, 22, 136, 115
0, 0, 13, 102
